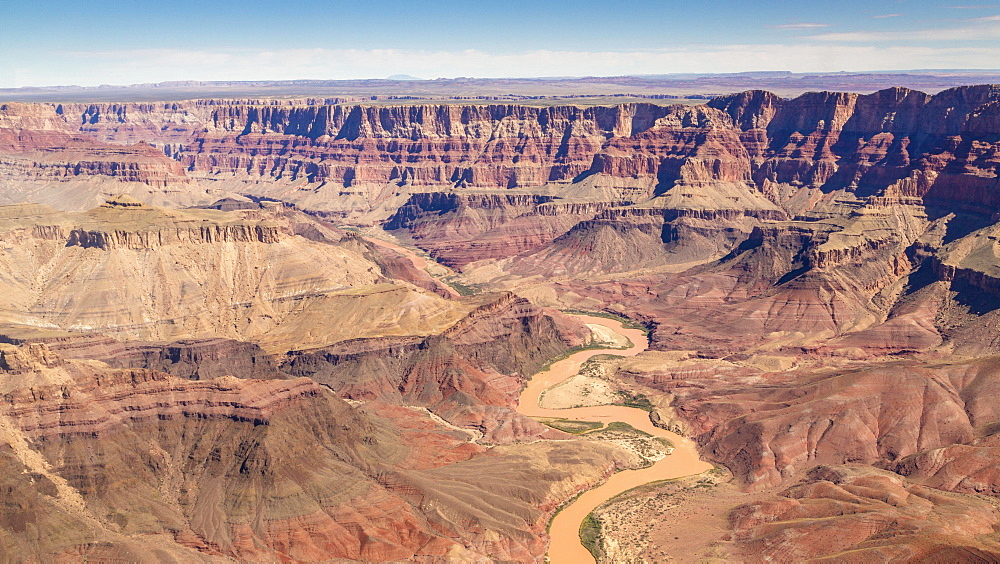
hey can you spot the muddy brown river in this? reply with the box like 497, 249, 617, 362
518, 315, 713, 564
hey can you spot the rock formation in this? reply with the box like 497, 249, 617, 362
7, 85, 1000, 560
0, 103, 205, 210
0, 198, 468, 347
284, 291, 579, 443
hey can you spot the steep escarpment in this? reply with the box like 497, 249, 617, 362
6, 289, 589, 443
0, 195, 593, 446
706, 85, 1000, 215
11, 87, 1000, 560
391, 86, 1000, 281
0, 103, 203, 210
105, 338, 286, 381
414, 88, 1000, 360
0, 87, 997, 213
68, 101, 672, 185
4, 86, 1000, 228
66, 221, 283, 249
0, 328, 285, 381
385, 192, 604, 267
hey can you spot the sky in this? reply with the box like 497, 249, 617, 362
2, 0, 1000, 87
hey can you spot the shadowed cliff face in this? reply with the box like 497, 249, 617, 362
0, 300, 598, 561
67, 102, 669, 188
0, 199, 488, 348
372, 86, 1000, 280
0, 103, 203, 210
6, 86, 1000, 226
2, 87, 999, 203
344, 86, 1000, 558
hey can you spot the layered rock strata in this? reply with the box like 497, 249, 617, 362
0, 344, 634, 561
0, 198, 476, 349
284, 291, 584, 443
728, 465, 1000, 562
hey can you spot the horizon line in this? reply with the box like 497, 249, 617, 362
7, 69, 1000, 92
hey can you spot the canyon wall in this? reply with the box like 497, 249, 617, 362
5, 86, 1000, 232
0, 197, 615, 561
1, 86, 989, 212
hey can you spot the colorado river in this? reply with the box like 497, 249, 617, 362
518, 315, 713, 564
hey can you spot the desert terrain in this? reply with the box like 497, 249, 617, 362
5, 81, 1000, 562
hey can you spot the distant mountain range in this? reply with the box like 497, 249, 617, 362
5, 70, 1000, 102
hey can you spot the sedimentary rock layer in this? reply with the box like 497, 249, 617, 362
0, 198, 477, 348
0, 344, 633, 561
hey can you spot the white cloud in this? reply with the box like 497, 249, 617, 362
12, 44, 1000, 88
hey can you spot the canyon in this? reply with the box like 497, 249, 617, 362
4, 84, 1000, 561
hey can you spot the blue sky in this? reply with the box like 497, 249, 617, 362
2, 0, 1000, 87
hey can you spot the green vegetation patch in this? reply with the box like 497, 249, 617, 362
576, 355, 622, 379
547, 489, 584, 534
601, 421, 651, 436
441, 277, 483, 296
534, 417, 604, 434
655, 437, 675, 450
589, 353, 625, 362
560, 308, 650, 334
593, 465, 727, 511
589, 422, 674, 465
580, 513, 603, 560
614, 390, 655, 412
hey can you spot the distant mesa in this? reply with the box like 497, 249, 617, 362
386, 74, 422, 81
